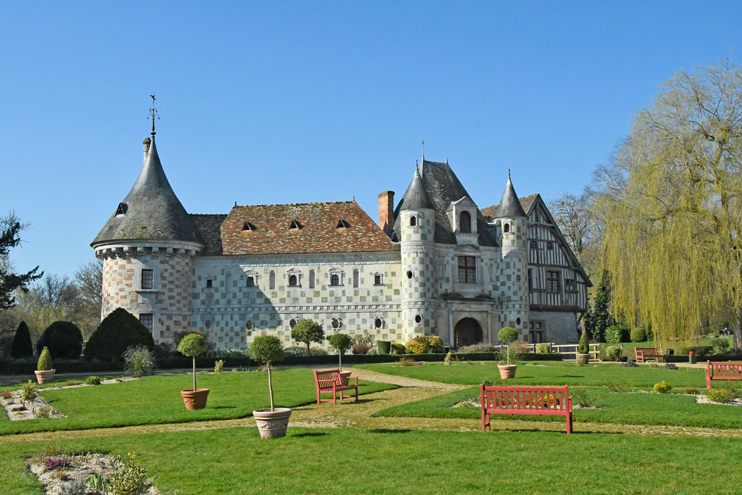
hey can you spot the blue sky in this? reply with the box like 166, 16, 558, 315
1, 1, 740, 278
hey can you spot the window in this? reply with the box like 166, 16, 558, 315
374, 317, 383, 329
141, 269, 153, 290
565, 279, 576, 291
458, 256, 476, 284
242, 221, 256, 232
459, 211, 471, 233
246, 320, 253, 330
139, 313, 153, 333
374, 274, 382, 286
414, 315, 422, 324
289, 319, 297, 329
309, 270, 315, 289
530, 240, 538, 250
332, 318, 341, 329
406, 270, 413, 279
206, 279, 213, 288
516, 275, 521, 282
353, 269, 359, 288
528, 269, 532, 291
247, 276, 255, 287
336, 219, 350, 229
269, 271, 276, 290
289, 275, 298, 287
225, 273, 232, 294
546, 271, 560, 292
516, 317, 522, 326
115, 203, 127, 216
410, 216, 416, 226
547, 241, 554, 250
503, 223, 510, 233
330, 274, 340, 286
289, 219, 303, 230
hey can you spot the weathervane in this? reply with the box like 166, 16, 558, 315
147, 94, 159, 136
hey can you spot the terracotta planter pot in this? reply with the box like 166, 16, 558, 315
577, 353, 591, 364
498, 364, 517, 379
253, 407, 292, 439
339, 371, 352, 386
181, 389, 210, 410
35, 369, 55, 384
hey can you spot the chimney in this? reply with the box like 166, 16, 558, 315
143, 137, 151, 164
378, 191, 395, 236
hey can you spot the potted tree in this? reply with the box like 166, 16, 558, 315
577, 330, 591, 364
35, 346, 55, 384
248, 335, 292, 439
497, 327, 519, 379
328, 333, 353, 385
177, 333, 210, 410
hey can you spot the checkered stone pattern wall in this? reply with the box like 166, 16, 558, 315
100, 249, 194, 343
399, 209, 437, 342
496, 217, 529, 340
191, 252, 405, 350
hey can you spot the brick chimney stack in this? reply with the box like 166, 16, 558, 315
378, 191, 395, 236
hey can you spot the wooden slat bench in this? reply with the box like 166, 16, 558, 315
313, 369, 358, 405
635, 347, 665, 364
706, 361, 742, 389
480, 384, 573, 434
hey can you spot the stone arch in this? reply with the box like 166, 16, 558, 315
454, 317, 483, 348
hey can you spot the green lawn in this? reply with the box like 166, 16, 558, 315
355, 361, 708, 388
0, 369, 395, 435
1, 426, 741, 495
373, 386, 742, 429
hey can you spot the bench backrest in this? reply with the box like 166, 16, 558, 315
314, 369, 342, 389
708, 361, 742, 380
480, 385, 571, 413
635, 347, 661, 356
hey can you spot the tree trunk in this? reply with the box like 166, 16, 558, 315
193, 357, 197, 391
267, 363, 275, 412
339, 352, 342, 372
306, 341, 311, 356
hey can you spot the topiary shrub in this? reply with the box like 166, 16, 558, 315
602, 345, 622, 361
36, 321, 83, 359
535, 343, 551, 354
653, 381, 672, 394
405, 335, 444, 354
248, 335, 285, 412
605, 324, 630, 344
178, 334, 209, 391
578, 331, 590, 354
11, 321, 33, 359
630, 328, 646, 342
391, 343, 406, 354
328, 333, 352, 371
83, 308, 155, 361
37, 347, 53, 371
498, 327, 518, 345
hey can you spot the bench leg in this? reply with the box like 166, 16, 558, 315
566, 413, 572, 435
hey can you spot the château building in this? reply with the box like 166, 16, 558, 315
92, 126, 591, 350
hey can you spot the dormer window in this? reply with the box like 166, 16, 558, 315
503, 223, 510, 233
242, 221, 256, 232
336, 219, 350, 229
115, 203, 127, 216
410, 216, 417, 226
460, 212, 471, 234
289, 220, 303, 230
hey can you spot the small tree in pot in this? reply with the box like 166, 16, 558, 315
328, 333, 353, 385
177, 334, 210, 410
497, 327, 519, 379
35, 346, 55, 384
248, 335, 292, 439
577, 330, 591, 364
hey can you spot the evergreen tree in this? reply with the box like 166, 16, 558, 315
10, 321, 33, 358
592, 272, 611, 342
0, 213, 42, 310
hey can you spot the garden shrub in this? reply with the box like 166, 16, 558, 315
21, 380, 37, 403
707, 388, 733, 403
397, 357, 416, 366
84, 308, 155, 361
630, 328, 646, 343
405, 335, 444, 354
711, 339, 730, 355
497, 327, 518, 344
107, 453, 148, 495
36, 321, 83, 359
458, 343, 498, 353
123, 345, 156, 377
678, 344, 713, 357
605, 324, 630, 344
602, 345, 622, 361
37, 347, 53, 371
284, 346, 328, 357
535, 343, 550, 354
214, 360, 224, 373
578, 331, 589, 354
10, 321, 33, 358
85, 376, 101, 385
391, 343, 406, 354
571, 389, 597, 408
604, 379, 627, 393
653, 381, 672, 394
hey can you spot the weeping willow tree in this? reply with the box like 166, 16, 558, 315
596, 59, 742, 349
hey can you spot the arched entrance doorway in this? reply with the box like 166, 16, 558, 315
454, 318, 483, 348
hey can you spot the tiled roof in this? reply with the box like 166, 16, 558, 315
481, 194, 539, 222
191, 214, 227, 256
220, 201, 398, 255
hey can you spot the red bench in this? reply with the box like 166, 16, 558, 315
313, 369, 358, 405
480, 384, 573, 434
635, 347, 665, 364
706, 361, 742, 389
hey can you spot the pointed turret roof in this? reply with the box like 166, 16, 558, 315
91, 137, 204, 247
398, 165, 434, 211
494, 175, 527, 218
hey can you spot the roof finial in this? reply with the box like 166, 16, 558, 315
421, 139, 425, 159
148, 94, 159, 137
416, 159, 419, 173
508, 168, 511, 181
446, 146, 448, 163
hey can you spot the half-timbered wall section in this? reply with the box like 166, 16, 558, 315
525, 197, 589, 313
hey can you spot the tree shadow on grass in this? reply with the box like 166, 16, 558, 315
290, 432, 328, 438
367, 429, 413, 434
210, 406, 237, 410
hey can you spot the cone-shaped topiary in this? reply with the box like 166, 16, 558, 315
36, 321, 83, 359
177, 334, 209, 391
11, 321, 33, 358
84, 308, 155, 361
578, 330, 590, 354
37, 347, 53, 371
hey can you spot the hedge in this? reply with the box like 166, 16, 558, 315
84, 308, 155, 361
36, 321, 83, 359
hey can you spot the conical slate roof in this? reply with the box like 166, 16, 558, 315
494, 176, 527, 218
91, 137, 204, 247
398, 166, 434, 211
